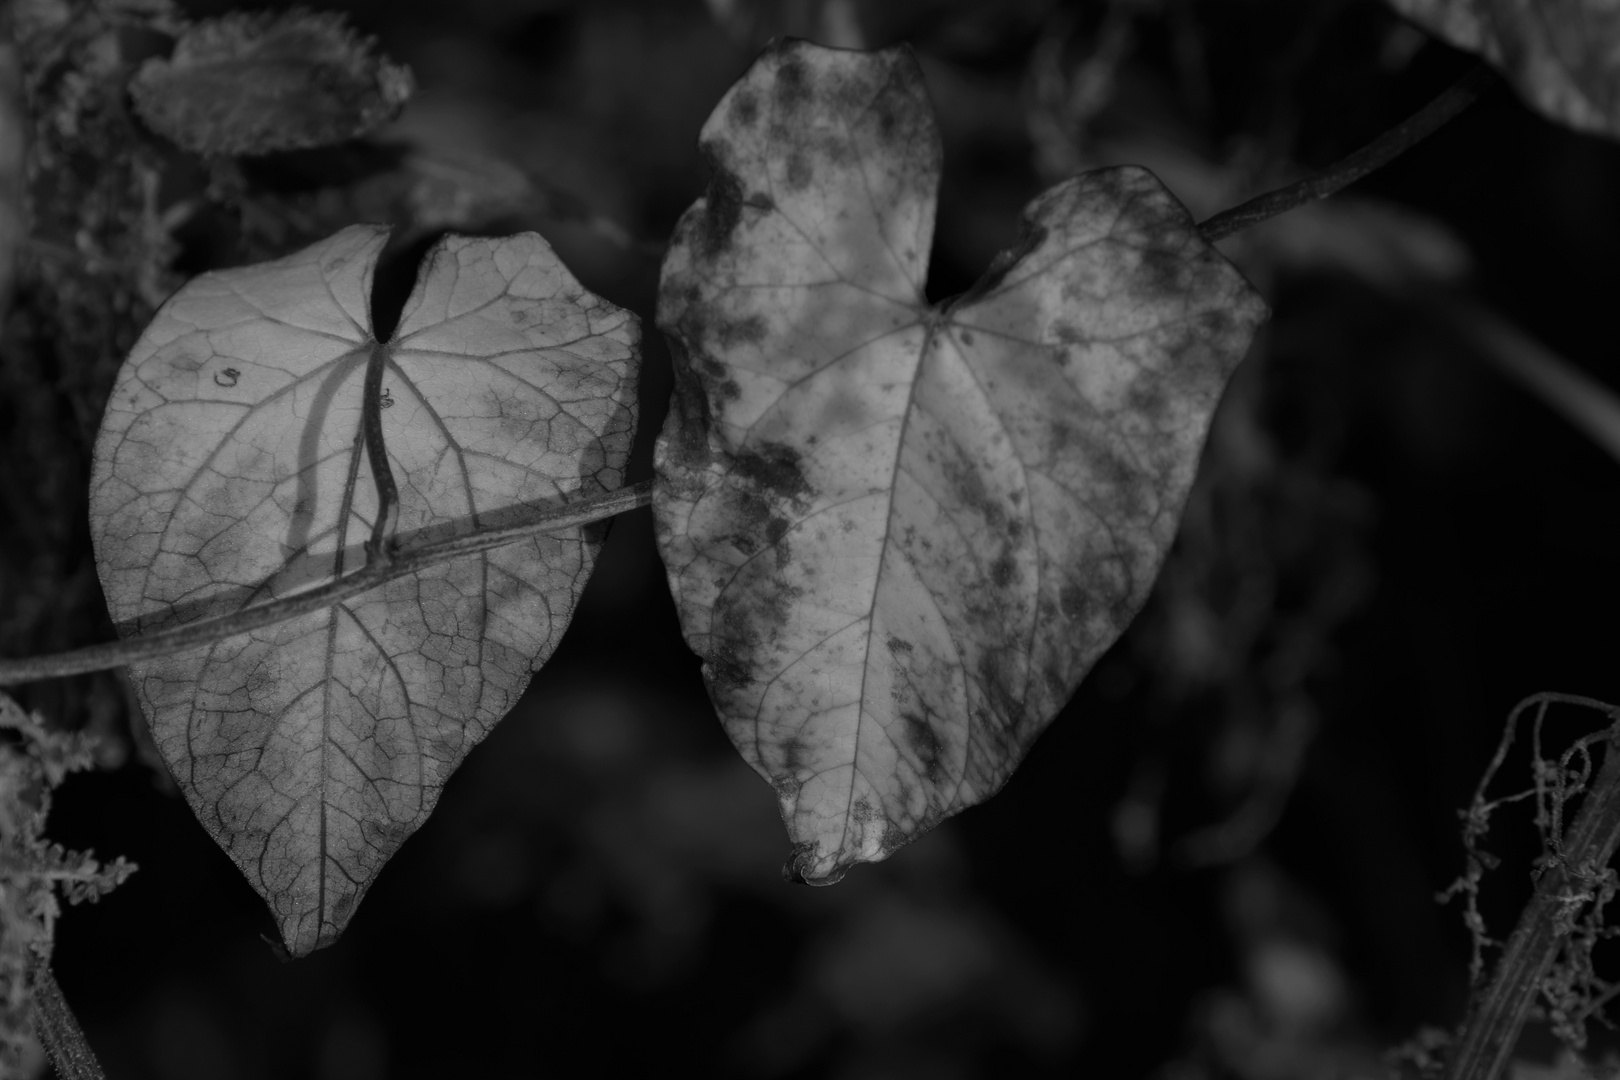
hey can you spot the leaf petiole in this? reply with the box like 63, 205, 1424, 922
1197, 62, 1496, 243
28, 958, 106, 1080
0, 480, 653, 686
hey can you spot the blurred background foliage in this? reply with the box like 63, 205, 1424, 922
5, 0, 1620, 1076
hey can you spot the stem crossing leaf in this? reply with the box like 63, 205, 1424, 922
90, 225, 638, 953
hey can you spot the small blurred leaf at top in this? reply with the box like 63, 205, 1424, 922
130, 8, 413, 156
1386, 0, 1620, 138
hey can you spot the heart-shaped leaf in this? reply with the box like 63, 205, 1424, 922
653, 40, 1267, 883
90, 225, 638, 953
1386, 0, 1620, 138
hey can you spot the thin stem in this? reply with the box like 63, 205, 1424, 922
1198, 62, 1495, 243
1443, 713, 1620, 1080
27, 959, 106, 1080
1439, 298, 1620, 469
0, 480, 653, 685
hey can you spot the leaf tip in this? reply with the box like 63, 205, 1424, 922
275, 895, 354, 958
782, 842, 848, 886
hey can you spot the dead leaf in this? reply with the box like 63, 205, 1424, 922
1386, 0, 1620, 138
131, 10, 413, 156
653, 40, 1267, 883
89, 225, 638, 953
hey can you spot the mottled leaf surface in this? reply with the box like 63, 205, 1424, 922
1387, 0, 1620, 137
90, 225, 637, 952
654, 40, 1267, 883
131, 10, 412, 156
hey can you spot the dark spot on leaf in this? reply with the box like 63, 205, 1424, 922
659, 338, 718, 472
765, 515, 792, 547
774, 54, 811, 111
875, 99, 898, 138
766, 514, 793, 569
785, 151, 812, 190
491, 386, 548, 443
1126, 378, 1168, 423
1054, 322, 1081, 345
706, 650, 753, 692
1059, 583, 1086, 620
990, 552, 1014, 588
772, 773, 803, 802
716, 314, 767, 349
327, 891, 357, 932
887, 637, 913, 654
708, 563, 805, 709
671, 281, 707, 333
1134, 247, 1195, 299
731, 89, 759, 126
690, 346, 742, 403
903, 712, 945, 784
943, 454, 1005, 532
781, 737, 807, 772
1043, 663, 1068, 703
732, 441, 811, 503
977, 652, 1023, 729
702, 163, 745, 258
722, 485, 777, 555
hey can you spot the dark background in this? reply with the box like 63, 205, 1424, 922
9, 0, 1620, 1076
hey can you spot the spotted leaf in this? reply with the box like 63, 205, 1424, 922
653, 40, 1267, 883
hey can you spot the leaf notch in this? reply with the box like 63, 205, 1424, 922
90, 224, 638, 953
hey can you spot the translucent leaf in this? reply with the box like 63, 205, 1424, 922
130, 10, 413, 156
653, 40, 1267, 883
89, 225, 638, 953
1387, 0, 1620, 138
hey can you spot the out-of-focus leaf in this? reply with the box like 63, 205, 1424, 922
0, 35, 24, 313
130, 10, 413, 156
1386, 0, 1620, 138
653, 40, 1267, 883
89, 225, 638, 954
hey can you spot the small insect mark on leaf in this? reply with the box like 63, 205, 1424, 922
214, 368, 240, 387
379, 387, 394, 408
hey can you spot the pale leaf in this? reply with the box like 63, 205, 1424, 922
90, 225, 638, 953
654, 40, 1267, 883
